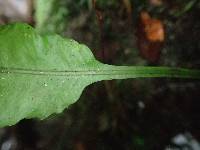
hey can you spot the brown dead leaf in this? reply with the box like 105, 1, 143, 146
149, 0, 163, 6
140, 11, 164, 42
136, 11, 165, 63
75, 141, 85, 150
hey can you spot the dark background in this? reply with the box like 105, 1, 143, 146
0, 0, 200, 149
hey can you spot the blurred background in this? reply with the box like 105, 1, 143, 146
0, 0, 200, 149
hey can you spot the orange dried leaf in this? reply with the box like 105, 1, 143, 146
140, 11, 165, 42
137, 11, 165, 63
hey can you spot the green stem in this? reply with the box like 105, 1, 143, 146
1, 66, 200, 80
97, 66, 200, 81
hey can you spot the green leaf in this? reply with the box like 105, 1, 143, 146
34, 0, 68, 34
0, 23, 199, 127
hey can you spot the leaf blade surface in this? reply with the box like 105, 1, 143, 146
0, 23, 200, 127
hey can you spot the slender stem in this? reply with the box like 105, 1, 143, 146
97, 66, 200, 81
0, 66, 200, 80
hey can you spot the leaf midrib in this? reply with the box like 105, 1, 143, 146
0, 67, 140, 76
1, 67, 200, 79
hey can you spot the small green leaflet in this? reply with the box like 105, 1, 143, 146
0, 23, 199, 128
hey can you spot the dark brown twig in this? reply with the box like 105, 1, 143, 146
92, 0, 105, 62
